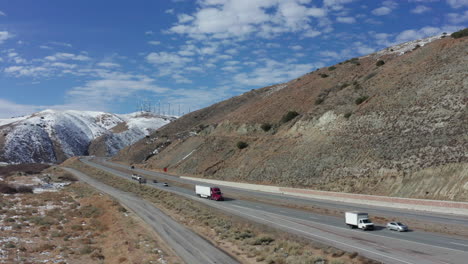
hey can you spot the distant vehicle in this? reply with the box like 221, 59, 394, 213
387, 222, 408, 232
162, 183, 169, 187
131, 165, 135, 169
195, 185, 224, 201
131, 174, 146, 184
345, 212, 374, 230
153, 179, 158, 183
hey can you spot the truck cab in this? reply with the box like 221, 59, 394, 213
210, 187, 223, 201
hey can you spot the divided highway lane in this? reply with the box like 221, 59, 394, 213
97, 158, 468, 228
82, 158, 468, 264
64, 167, 239, 264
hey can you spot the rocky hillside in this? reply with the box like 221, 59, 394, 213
0, 110, 175, 163
114, 32, 468, 201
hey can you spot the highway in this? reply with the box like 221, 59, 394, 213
64, 167, 239, 264
81, 158, 468, 264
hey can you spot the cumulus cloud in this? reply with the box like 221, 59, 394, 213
446, 0, 468, 8
323, 0, 355, 11
0, 31, 13, 44
395, 26, 449, 43
97, 62, 120, 68
411, 5, 431, 14
0, 99, 45, 118
336, 16, 356, 23
372, 1, 398, 16
168, 0, 327, 40
67, 72, 169, 106
0, 10, 6, 16
447, 10, 468, 23
45, 52, 90, 61
148, 40, 161, 45
232, 59, 320, 87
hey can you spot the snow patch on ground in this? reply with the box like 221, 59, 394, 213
375, 33, 447, 57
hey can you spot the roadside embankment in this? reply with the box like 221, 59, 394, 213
181, 176, 468, 216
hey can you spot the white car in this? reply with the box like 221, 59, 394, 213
386, 222, 408, 232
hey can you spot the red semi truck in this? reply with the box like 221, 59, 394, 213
195, 185, 224, 201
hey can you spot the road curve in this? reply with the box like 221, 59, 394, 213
82, 158, 468, 264
64, 167, 239, 264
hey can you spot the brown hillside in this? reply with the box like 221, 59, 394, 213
114, 34, 468, 201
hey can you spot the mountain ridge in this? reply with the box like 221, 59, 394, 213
0, 109, 175, 163
114, 33, 468, 201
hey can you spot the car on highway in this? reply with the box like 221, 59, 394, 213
386, 222, 408, 232
153, 179, 158, 183
162, 183, 169, 187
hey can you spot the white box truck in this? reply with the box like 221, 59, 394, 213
345, 212, 374, 230
195, 185, 224, 201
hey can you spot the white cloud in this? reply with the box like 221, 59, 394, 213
372, 6, 392, 16
411, 5, 431, 14
0, 10, 6, 16
97, 62, 120, 68
49, 41, 72, 48
177, 14, 194, 23
0, 99, 44, 118
0, 31, 13, 44
168, 0, 327, 40
336, 16, 356, 23
50, 62, 77, 69
446, 0, 468, 8
148, 40, 161, 45
40, 45, 52, 50
146, 51, 192, 65
372, 1, 398, 16
289, 45, 303, 50
323, 0, 355, 11
145, 30, 154, 35
4, 66, 49, 77
447, 10, 468, 23
45, 52, 91, 61
67, 72, 168, 106
232, 59, 320, 87
395, 26, 450, 43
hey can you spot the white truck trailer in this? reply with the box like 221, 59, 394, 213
345, 212, 374, 230
195, 185, 224, 201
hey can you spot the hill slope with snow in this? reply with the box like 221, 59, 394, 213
0, 110, 175, 163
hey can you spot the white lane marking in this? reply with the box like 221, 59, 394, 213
451, 242, 468, 247
227, 205, 414, 264
85, 160, 468, 255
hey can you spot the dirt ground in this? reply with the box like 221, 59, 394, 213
0, 166, 180, 264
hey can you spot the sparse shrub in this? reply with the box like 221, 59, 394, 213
251, 235, 274, 245
0, 183, 17, 194
451, 28, 468, 39
315, 98, 324, 105
58, 173, 78, 182
261, 123, 272, 132
344, 112, 352, 119
413, 44, 421, 50
355, 95, 369, 105
281, 111, 299, 123
376, 60, 385, 66
320, 73, 329, 78
236, 141, 248, 149
79, 205, 102, 218
79, 245, 93, 255
16, 185, 33, 193
5, 242, 16, 248
328, 66, 336, 71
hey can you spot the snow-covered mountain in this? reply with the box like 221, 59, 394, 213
0, 110, 175, 163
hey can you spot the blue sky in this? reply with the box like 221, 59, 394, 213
0, 0, 466, 118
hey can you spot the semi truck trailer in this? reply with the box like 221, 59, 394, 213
195, 185, 224, 201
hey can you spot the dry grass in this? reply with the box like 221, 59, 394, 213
0, 167, 178, 264
67, 160, 378, 264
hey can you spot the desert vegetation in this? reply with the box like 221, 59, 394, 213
66, 160, 376, 264
451, 27, 468, 38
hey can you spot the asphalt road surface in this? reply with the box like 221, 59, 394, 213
64, 167, 239, 264
80, 158, 468, 264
